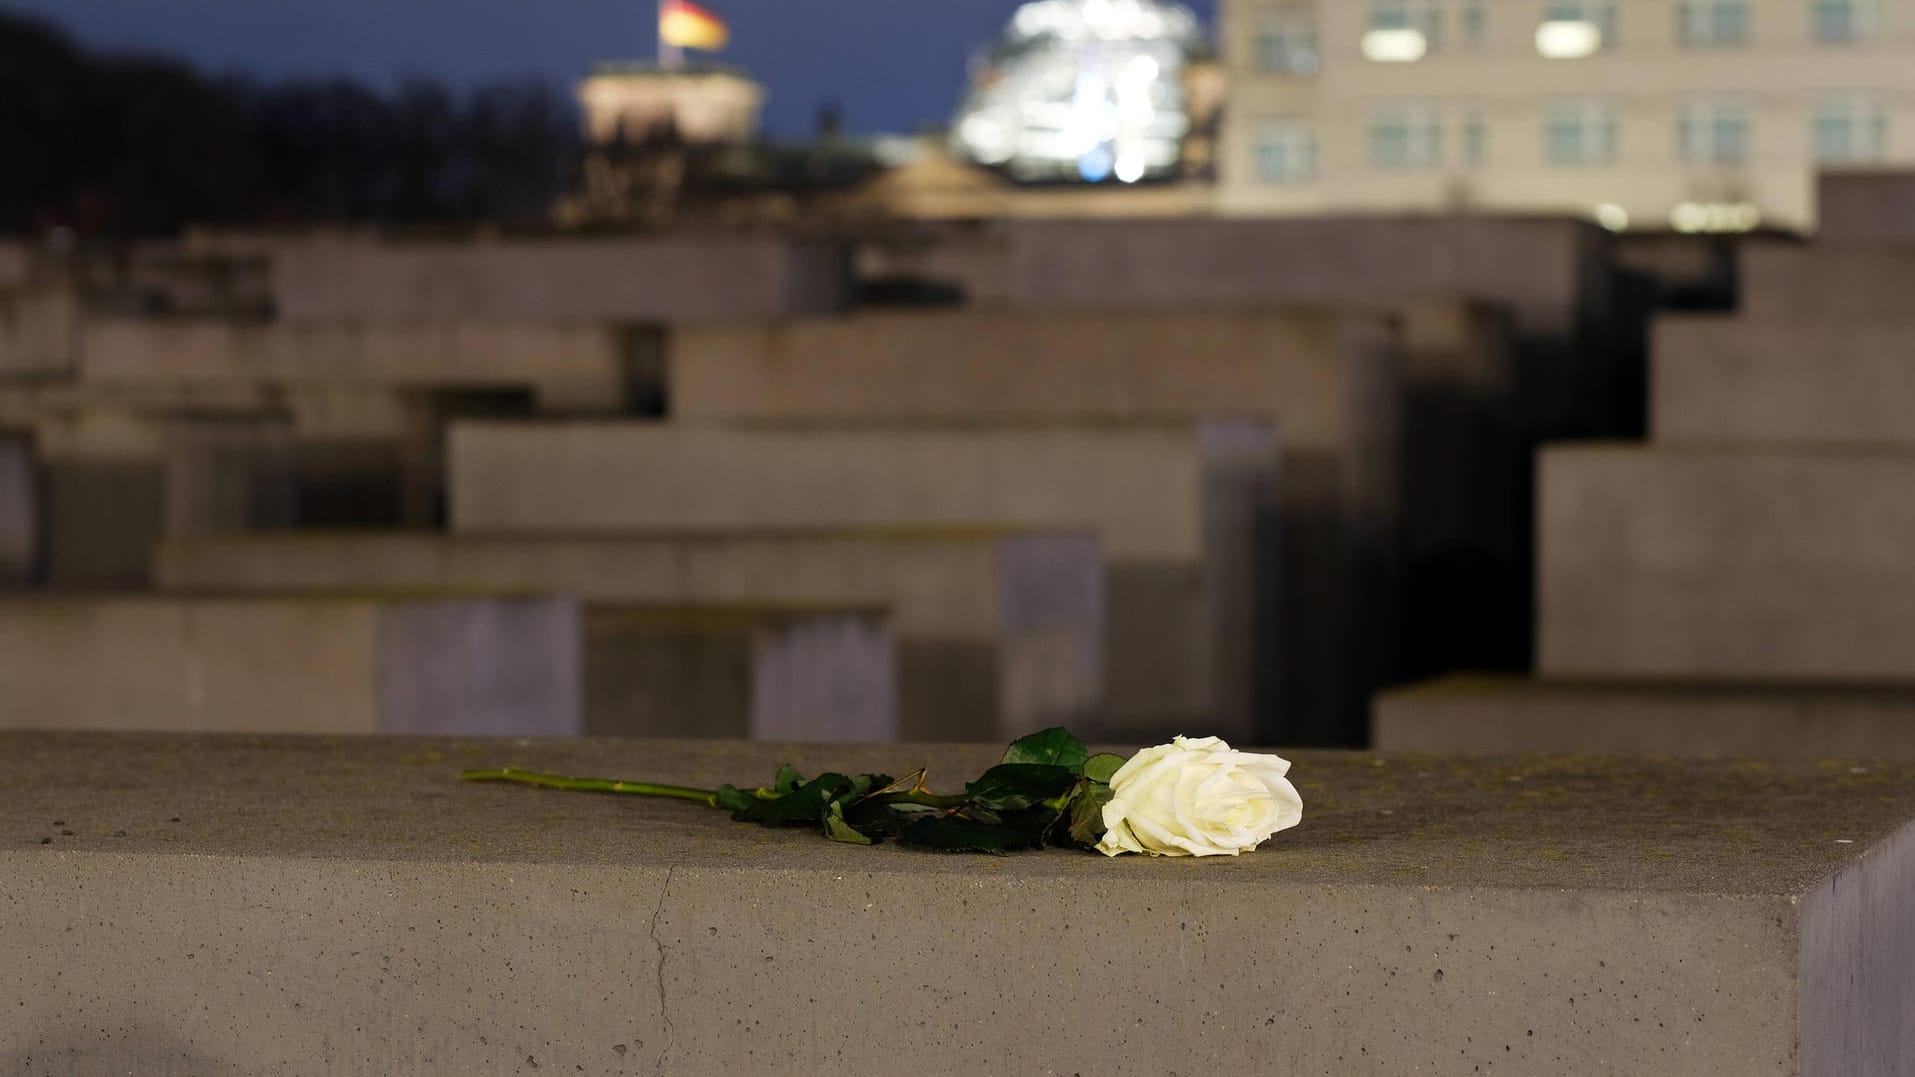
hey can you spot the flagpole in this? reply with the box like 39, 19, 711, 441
658, 0, 684, 68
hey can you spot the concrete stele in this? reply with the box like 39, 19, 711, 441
271, 235, 851, 324
668, 306, 1397, 741
156, 529, 1103, 743
448, 420, 1276, 741
0, 436, 32, 586
582, 604, 897, 742
2, 734, 1912, 1075
0, 595, 581, 736
1653, 315, 1915, 445
1374, 673, 1915, 759
1540, 444, 1915, 681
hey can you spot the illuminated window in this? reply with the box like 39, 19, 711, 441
1254, 9, 1320, 75
1255, 119, 1318, 183
1815, 95, 1886, 162
1546, 99, 1617, 165
1370, 101, 1442, 169
1679, 99, 1749, 164
1462, 104, 1487, 167
1814, 0, 1878, 42
1538, 0, 1613, 54
1371, 0, 1442, 49
1679, 0, 1748, 46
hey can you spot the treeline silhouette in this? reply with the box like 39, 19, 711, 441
0, 11, 577, 237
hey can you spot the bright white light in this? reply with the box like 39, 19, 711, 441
1670, 202, 1762, 233
1114, 152, 1146, 183
952, 0, 1202, 183
1535, 20, 1602, 58
1362, 28, 1428, 62
958, 115, 1015, 164
1594, 203, 1629, 231
1079, 146, 1115, 182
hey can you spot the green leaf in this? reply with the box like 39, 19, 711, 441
733, 773, 857, 827
772, 764, 804, 794
711, 784, 754, 813
1067, 781, 1115, 846
899, 816, 1042, 854
1002, 727, 1091, 771
997, 806, 1065, 847
964, 763, 1078, 811
823, 801, 875, 845
842, 798, 915, 837
1083, 753, 1127, 784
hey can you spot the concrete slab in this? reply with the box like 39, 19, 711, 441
584, 604, 895, 742
0, 283, 77, 378
80, 319, 633, 412
449, 420, 1276, 742
864, 216, 1609, 336
669, 306, 1398, 741
271, 235, 851, 324
1375, 673, 1915, 759
1540, 444, 1915, 680
156, 529, 1102, 742
0, 594, 580, 736
1740, 244, 1915, 318
1653, 316, 1915, 444
0, 242, 29, 287
0, 435, 32, 586
1817, 170, 1915, 248
3, 733, 1913, 1075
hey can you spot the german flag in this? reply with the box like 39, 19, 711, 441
660, 0, 729, 52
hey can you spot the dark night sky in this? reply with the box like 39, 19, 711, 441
3, 0, 1219, 136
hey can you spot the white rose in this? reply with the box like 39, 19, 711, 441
1095, 735, 1302, 857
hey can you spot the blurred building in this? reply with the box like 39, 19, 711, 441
577, 61, 766, 146
560, 62, 883, 227
1218, 0, 1915, 230
950, 0, 1212, 183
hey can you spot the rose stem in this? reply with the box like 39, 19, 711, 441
461, 768, 724, 807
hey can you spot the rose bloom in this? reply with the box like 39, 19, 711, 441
1096, 735, 1302, 857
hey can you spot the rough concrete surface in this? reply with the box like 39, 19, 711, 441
1653, 316, 1915, 445
3, 733, 1913, 1075
1375, 674, 1915, 759
156, 528, 1104, 743
1539, 444, 1915, 680
0, 595, 580, 736
448, 420, 1277, 740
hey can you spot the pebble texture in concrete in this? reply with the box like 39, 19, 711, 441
3, 734, 1912, 1075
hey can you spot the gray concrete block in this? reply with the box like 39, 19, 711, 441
1375, 674, 1915, 759
0, 242, 29, 287
998, 216, 1609, 336
448, 420, 1277, 742
1540, 445, 1915, 680
272, 235, 851, 324
1654, 315, 1915, 445
584, 605, 895, 741
79, 319, 634, 412
156, 529, 1101, 743
670, 306, 1399, 742
1740, 244, 1915, 318
5, 733, 1915, 1075
0, 283, 77, 378
1817, 170, 1915, 248
0, 435, 32, 586
0, 595, 581, 735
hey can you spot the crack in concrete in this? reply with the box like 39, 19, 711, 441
649, 866, 677, 1076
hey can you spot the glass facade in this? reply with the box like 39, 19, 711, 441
951, 0, 1204, 183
